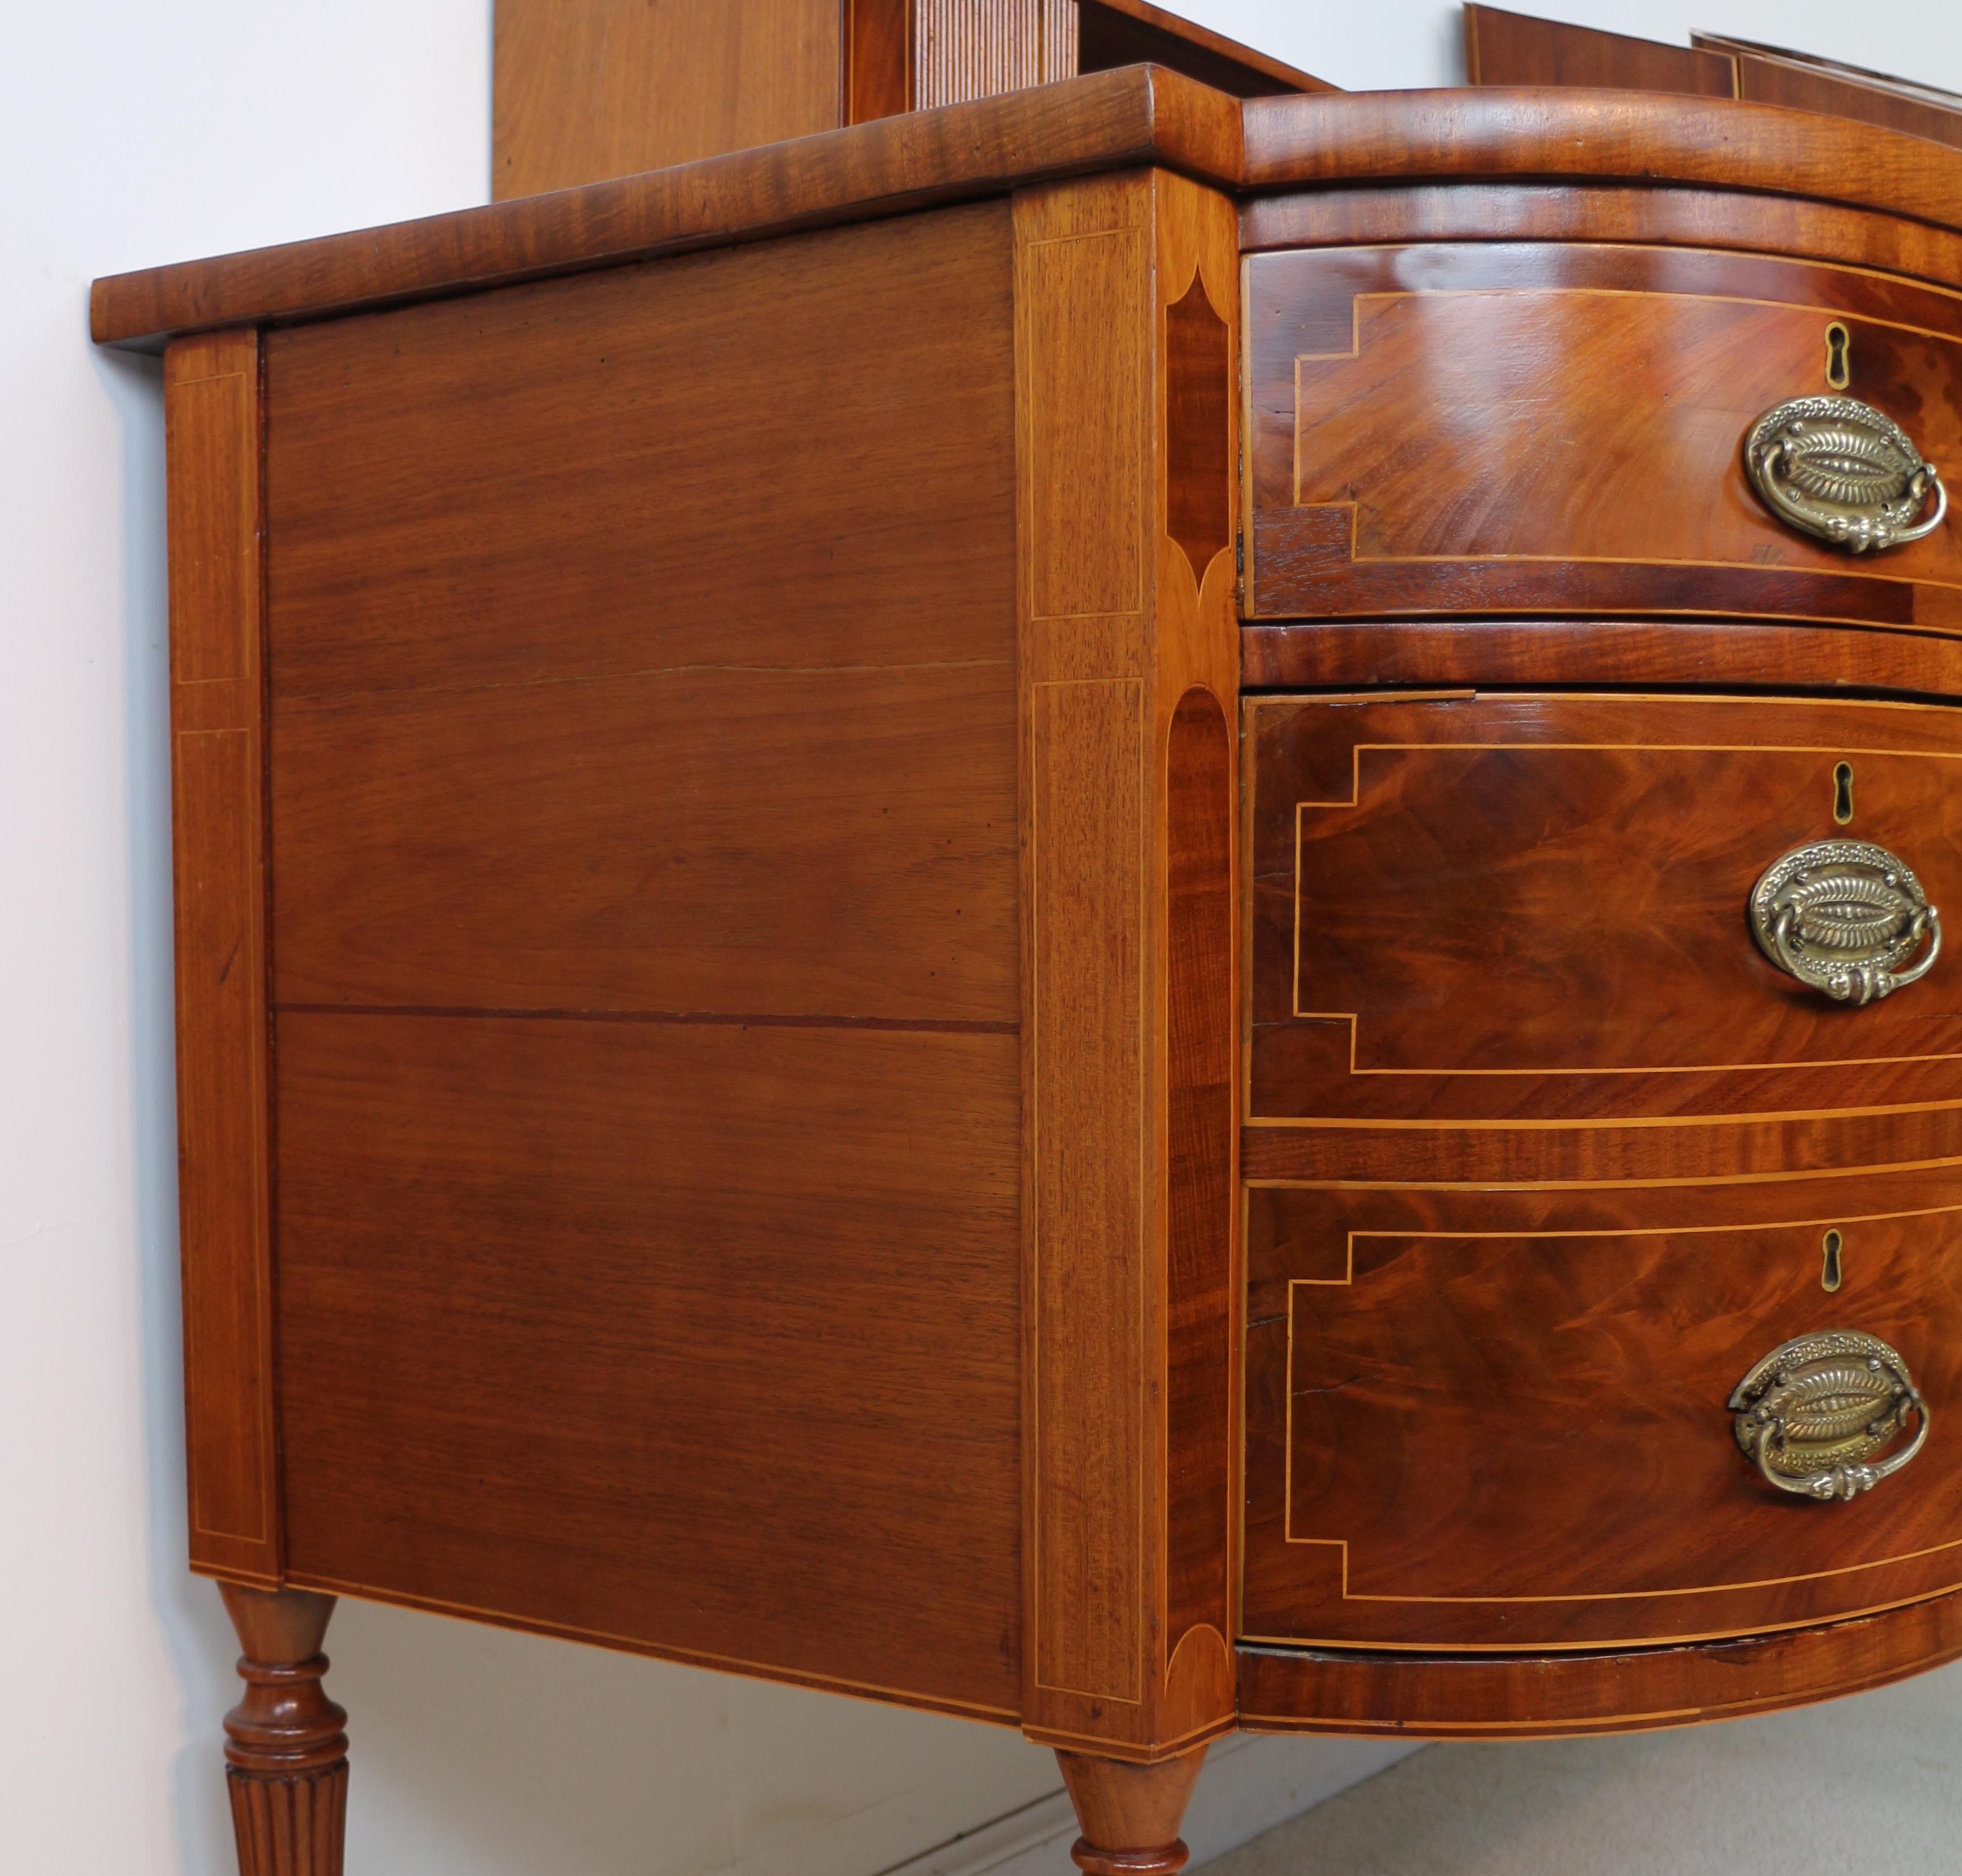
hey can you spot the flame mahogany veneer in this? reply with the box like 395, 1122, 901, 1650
99, 63, 1962, 1876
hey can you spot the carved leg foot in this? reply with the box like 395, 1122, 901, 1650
219, 1583, 349, 1876
1056, 1747, 1207, 1876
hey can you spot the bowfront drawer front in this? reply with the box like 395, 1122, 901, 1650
1247, 692, 1962, 1130
1244, 243, 1962, 627
1242, 1169, 1962, 1651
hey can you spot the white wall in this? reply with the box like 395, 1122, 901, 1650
8, 3, 1962, 1874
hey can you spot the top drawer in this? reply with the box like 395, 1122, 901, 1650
1244, 243, 1962, 627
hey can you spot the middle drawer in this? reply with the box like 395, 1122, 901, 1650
1247, 691, 1962, 1131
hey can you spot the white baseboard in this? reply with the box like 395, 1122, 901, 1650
875, 1733, 1422, 1876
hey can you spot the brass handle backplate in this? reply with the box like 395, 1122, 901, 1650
1744, 394, 1946, 553
1730, 1330, 1928, 1502
1749, 838, 1940, 1004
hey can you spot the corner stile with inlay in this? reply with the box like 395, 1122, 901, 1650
164, 327, 281, 1589
1014, 165, 1241, 1772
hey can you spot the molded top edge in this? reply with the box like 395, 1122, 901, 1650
91, 71, 1962, 350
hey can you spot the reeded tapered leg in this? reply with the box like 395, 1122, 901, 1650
218, 1583, 349, 1876
1056, 1747, 1207, 1876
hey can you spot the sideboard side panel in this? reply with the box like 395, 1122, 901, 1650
165, 327, 282, 1586
265, 205, 1022, 1720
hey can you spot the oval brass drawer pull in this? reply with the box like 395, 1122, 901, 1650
1730, 1331, 1928, 1502
1749, 839, 1940, 1004
1744, 395, 1946, 552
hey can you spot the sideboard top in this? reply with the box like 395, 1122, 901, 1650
92, 64, 1962, 351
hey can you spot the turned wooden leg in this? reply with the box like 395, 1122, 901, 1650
1056, 1747, 1207, 1876
218, 1583, 349, 1876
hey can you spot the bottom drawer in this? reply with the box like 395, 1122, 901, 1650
1242, 1165, 1962, 1650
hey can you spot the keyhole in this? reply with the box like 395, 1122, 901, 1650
1834, 761, 1854, 824
1826, 322, 1852, 390
1822, 1229, 1844, 1293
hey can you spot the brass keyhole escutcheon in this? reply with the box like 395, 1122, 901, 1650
1834, 761, 1854, 824
1826, 321, 1852, 390
1822, 1229, 1844, 1293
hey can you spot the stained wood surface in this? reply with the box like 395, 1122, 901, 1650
90, 68, 1242, 352
1015, 169, 1240, 1759
220, 1586, 348, 1876
93, 84, 1962, 353
1242, 1104, 1962, 1189
911, 0, 1077, 109
1164, 692, 1234, 1690
493, 0, 844, 199
1243, 1166, 1962, 1650
1471, 10, 1962, 153
1464, 5, 1736, 98
1239, 619, 1962, 698
276, 1014, 1022, 1716
1020, 172, 1155, 1737
1237, 90, 1962, 231
1057, 1747, 1207, 1873
1695, 38, 1962, 152
1247, 242, 1962, 626
1076, 0, 1326, 97
262, 203, 1025, 1717
165, 330, 280, 1588
1248, 692, 1962, 1128
1029, 669, 1146, 1707
266, 207, 1016, 1025
1165, 275, 1230, 586
1241, 186, 1962, 300
1238, 1594, 1962, 1736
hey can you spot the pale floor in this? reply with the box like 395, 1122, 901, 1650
1196, 1659, 1962, 1876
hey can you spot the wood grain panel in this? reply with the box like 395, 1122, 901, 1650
913, 0, 1076, 109
1464, 5, 1736, 97
165, 328, 279, 1585
1239, 186, 1962, 293
1238, 1593, 1962, 1736
264, 205, 1017, 1026
1165, 275, 1230, 587
1239, 619, 1962, 698
846, 0, 911, 122
1233, 91, 1962, 230
1023, 223, 1146, 619
493, 0, 844, 200
1164, 690, 1234, 1670
264, 204, 1012, 701
1247, 243, 1962, 622
1242, 1168, 1962, 1650
1696, 38, 1962, 152
1015, 169, 1240, 1758
1247, 692, 1962, 1127
1030, 676, 1145, 1704
275, 1013, 1021, 1717
1075, 0, 1326, 97
1239, 1108, 1962, 1188
272, 663, 1016, 1023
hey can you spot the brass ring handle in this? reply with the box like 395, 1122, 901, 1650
1730, 1331, 1929, 1502
1744, 395, 1947, 553
1749, 839, 1940, 1004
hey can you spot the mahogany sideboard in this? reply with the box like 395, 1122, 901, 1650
92, 57, 1962, 1876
